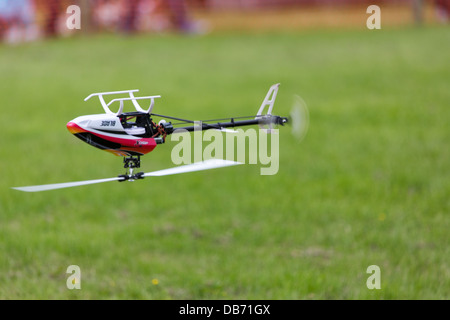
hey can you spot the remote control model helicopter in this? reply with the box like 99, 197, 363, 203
13, 84, 289, 192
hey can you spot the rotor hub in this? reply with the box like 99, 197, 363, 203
119, 156, 145, 182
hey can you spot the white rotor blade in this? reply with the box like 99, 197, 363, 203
12, 159, 242, 192
143, 159, 241, 177
12, 177, 123, 193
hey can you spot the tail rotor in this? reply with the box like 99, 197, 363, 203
289, 95, 309, 142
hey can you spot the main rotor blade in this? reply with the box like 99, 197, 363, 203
143, 159, 242, 177
12, 159, 242, 192
12, 177, 123, 193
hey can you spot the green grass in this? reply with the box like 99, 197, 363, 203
0, 26, 449, 299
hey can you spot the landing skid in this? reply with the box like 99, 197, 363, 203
118, 155, 145, 182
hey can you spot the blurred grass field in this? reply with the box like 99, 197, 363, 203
0, 24, 449, 299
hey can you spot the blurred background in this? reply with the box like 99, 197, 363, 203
0, 0, 449, 43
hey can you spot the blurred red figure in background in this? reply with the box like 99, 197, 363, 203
119, 0, 140, 33
167, 0, 190, 32
42, 0, 60, 36
435, 0, 450, 22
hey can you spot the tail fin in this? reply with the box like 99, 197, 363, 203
256, 83, 280, 132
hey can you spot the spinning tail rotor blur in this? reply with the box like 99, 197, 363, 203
289, 95, 309, 142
